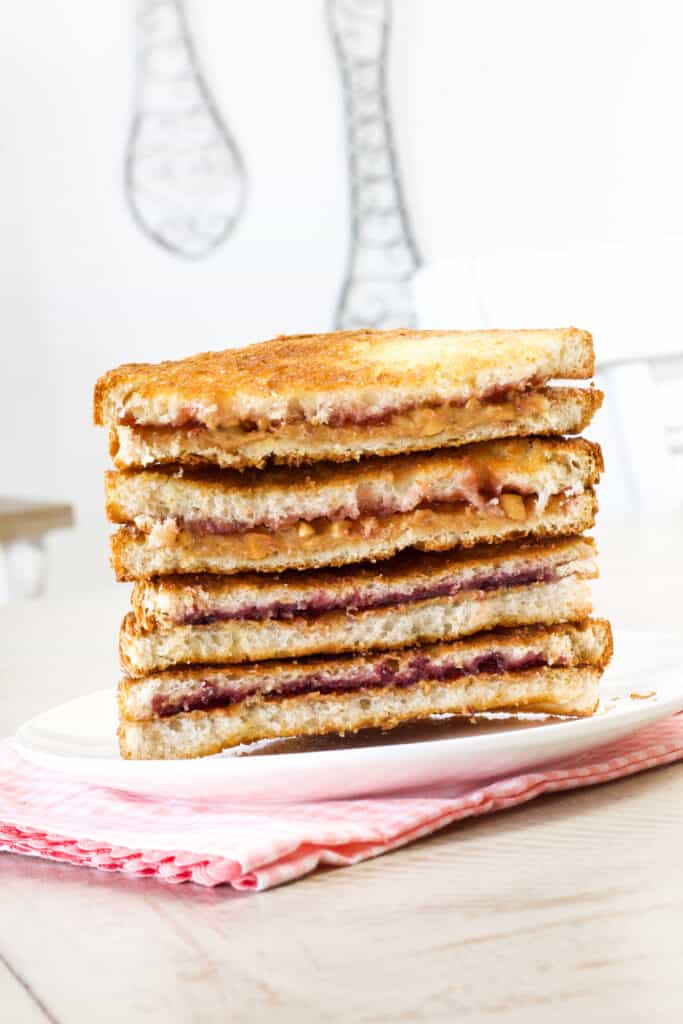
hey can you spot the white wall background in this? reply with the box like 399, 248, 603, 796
2, 0, 682, 594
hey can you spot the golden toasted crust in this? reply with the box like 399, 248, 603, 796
118, 666, 604, 758
131, 535, 596, 629
120, 575, 596, 675
104, 437, 603, 530
94, 327, 594, 430
110, 491, 598, 579
108, 386, 603, 471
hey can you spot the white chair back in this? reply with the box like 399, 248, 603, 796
414, 240, 683, 520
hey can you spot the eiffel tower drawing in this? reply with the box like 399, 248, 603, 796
125, 0, 246, 259
327, 0, 421, 329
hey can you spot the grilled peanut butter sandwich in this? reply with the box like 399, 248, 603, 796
94, 326, 611, 760
117, 620, 613, 759
95, 327, 601, 470
106, 437, 602, 578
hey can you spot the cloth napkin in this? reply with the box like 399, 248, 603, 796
2, 717, 683, 892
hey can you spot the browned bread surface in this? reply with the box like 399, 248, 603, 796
95, 327, 594, 430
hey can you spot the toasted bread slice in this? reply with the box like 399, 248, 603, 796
105, 437, 602, 534
109, 386, 602, 471
132, 535, 596, 629
121, 575, 594, 676
107, 438, 601, 578
111, 490, 598, 579
122, 538, 597, 674
118, 620, 613, 757
95, 327, 594, 433
118, 668, 604, 759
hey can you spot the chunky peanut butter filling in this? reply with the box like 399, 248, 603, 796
141, 489, 559, 549
120, 391, 550, 454
139, 494, 583, 563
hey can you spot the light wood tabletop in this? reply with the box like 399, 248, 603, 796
1, 522, 682, 1024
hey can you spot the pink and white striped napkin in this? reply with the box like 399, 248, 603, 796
2, 717, 683, 892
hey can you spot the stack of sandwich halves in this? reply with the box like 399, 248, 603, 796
94, 328, 613, 759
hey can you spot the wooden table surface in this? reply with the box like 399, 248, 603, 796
1, 523, 682, 1023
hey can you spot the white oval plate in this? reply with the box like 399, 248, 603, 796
15, 629, 683, 803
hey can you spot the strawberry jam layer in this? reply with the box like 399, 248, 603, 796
151, 650, 555, 717
179, 565, 561, 625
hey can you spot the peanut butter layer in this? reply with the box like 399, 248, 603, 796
110, 387, 603, 470
137, 493, 557, 549
106, 437, 603, 539
110, 491, 598, 579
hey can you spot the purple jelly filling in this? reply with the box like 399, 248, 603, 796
180, 565, 559, 626
152, 650, 553, 717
